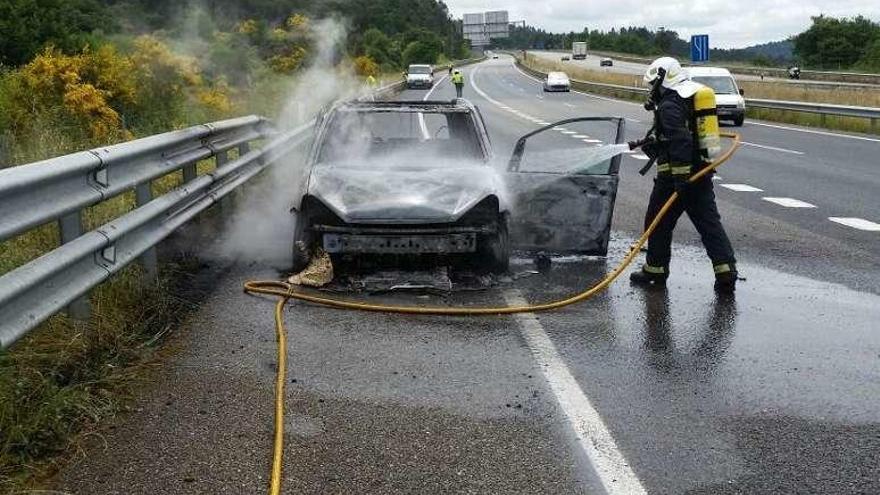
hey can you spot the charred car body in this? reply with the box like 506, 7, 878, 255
291, 99, 626, 274
292, 100, 510, 272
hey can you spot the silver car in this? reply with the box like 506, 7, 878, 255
543, 71, 571, 92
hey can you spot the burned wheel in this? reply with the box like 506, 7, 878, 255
291, 207, 315, 272
477, 215, 510, 274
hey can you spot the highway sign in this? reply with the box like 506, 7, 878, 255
691, 34, 710, 63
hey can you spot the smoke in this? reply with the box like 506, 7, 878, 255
208, 17, 365, 268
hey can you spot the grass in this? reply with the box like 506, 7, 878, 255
521, 54, 880, 134
0, 261, 200, 492
0, 123, 229, 491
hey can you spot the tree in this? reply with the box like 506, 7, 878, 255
402, 41, 440, 67
793, 15, 880, 69
0, 0, 109, 66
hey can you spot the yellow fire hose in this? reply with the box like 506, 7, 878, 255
248, 132, 741, 495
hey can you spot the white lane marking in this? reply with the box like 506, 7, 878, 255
417, 74, 449, 139
583, 139, 602, 143
631, 154, 650, 160
572, 134, 590, 138
720, 184, 764, 192
505, 290, 648, 495
564, 103, 576, 108
553, 127, 569, 131
537, 121, 551, 126
742, 141, 804, 155
828, 217, 880, 231
763, 197, 816, 208
747, 121, 880, 143
625, 118, 642, 123
561, 130, 577, 135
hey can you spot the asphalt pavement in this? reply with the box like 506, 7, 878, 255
49, 56, 880, 494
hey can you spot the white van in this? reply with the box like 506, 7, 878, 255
688, 67, 746, 126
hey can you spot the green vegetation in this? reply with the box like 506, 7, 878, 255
793, 15, 880, 71
0, 0, 469, 489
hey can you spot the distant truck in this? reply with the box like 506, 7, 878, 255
572, 42, 588, 60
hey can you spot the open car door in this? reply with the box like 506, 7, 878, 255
507, 117, 625, 256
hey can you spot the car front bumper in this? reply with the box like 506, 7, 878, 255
717, 106, 745, 119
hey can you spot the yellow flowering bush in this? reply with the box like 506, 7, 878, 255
354, 55, 379, 77
11, 46, 135, 141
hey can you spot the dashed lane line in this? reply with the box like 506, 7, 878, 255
762, 197, 817, 208
504, 290, 648, 495
720, 184, 764, 192
742, 141, 804, 155
828, 217, 880, 232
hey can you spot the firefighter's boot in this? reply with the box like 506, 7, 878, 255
713, 263, 738, 293
630, 265, 669, 287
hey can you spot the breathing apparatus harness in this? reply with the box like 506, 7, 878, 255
628, 66, 667, 175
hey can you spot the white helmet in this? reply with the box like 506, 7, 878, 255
644, 57, 688, 88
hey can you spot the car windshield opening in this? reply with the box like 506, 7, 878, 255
409, 66, 431, 74
318, 110, 484, 164
691, 76, 738, 95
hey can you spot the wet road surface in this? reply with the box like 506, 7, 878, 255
51, 57, 880, 494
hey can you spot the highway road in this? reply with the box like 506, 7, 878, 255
51, 56, 880, 494
529, 50, 880, 89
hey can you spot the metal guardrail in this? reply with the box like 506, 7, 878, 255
0, 117, 314, 348
548, 50, 880, 86
515, 58, 880, 132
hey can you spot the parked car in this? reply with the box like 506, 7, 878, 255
543, 71, 571, 92
599, 57, 613, 67
405, 64, 434, 89
689, 66, 746, 126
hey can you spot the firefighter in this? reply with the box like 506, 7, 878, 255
451, 70, 464, 98
629, 57, 738, 293
366, 74, 378, 88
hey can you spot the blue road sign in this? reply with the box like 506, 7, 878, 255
691, 34, 710, 63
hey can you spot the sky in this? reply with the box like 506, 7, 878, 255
443, 1, 880, 48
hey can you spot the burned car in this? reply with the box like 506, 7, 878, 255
291, 99, 626, 274
291, 100, 510, 272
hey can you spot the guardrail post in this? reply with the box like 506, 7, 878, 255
182, 162, 197, 184
216, 150, 233, 213
872, 118, 879, 135
819, 113, 827, 128
238, 142, 250, 156
135, 182, 159, 282
58, 211, 91, 321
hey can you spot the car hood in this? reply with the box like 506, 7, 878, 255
547, 77, 569, 84
308, 162, 504, 224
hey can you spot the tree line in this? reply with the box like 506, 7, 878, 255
492, 15, 880, 72
0, 0, 469, 68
